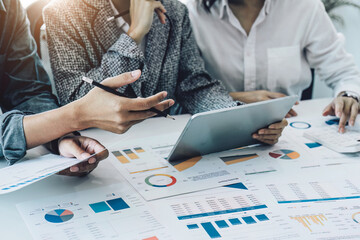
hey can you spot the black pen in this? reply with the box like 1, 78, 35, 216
82, 77, 175, 120
107, 10, 130, 22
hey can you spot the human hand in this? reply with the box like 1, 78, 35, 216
127, 0, 167, 44
322, 95, 360, 133
74, 70, 175, 134
230, 90, 298, 118
252, 119, 288, 145
57, 136, 108, 177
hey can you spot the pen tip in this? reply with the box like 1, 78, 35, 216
107, 16, 115, 21
167, 115, 175, 120
82, 77, 93, 84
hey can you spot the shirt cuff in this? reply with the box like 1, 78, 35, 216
334, 83, 360, 98
0, 110, 27, 165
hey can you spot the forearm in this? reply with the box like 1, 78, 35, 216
23, 103, 81, 149
50, 34, 144, 105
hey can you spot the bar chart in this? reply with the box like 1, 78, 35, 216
289, 214, 327, 232
111, 147, 145, 164
186, 214, 270, 239
89, 197, 130, 213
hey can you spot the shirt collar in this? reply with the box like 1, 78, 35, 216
264, 0, 272, 15
0, 0, 6, 13
217, 0, 271, 19
218, 0, 228, 19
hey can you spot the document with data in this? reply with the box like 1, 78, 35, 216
0, 150, 106, 194
17, 184, 173, 240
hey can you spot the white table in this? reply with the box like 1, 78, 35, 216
0, 98, 332, 239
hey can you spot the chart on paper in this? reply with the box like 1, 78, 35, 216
108, 134, 245, 200
282, 200, 360, 239
16, 184, 173, 240
150, 187, 301, 240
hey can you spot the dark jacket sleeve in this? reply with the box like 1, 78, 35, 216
0, 0, 58, 164
176, 8, 237, 114
44, 7, 146, 105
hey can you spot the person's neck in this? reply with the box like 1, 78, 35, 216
229, 0, 265, 8
111, 0, 130, 13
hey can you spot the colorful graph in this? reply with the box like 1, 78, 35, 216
269, 149, 300, 160
123, 149, 139, 159
145, 174, 177, 187
220, 154, 259, 165
112, 147, 146, 164
290, 214, 327, 232
352, 212, 360, 224
89, 197, 130, 213
169, 156, 202, 172
134, 147, 145, 153
112, 151, 130, 164
44, 209, 74, 223
187, 214, 269, 239
290, 121, 311, 129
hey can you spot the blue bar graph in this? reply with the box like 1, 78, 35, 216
89, 201, 111, 213
305, 142, 322, 149
106, 197, 130, 211
255, 214, 269, 222
201, 222, 221, 239
215, 220, 229, 228
242, 216, 256, 224
229, 218, 242, 225
187, 224, 199, 230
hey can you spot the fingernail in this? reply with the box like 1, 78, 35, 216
88, 158, 96, 164
131, 70, 141, 78
259, 130, 265, 134
70, 166, 79, 172
253, 134, 259, 139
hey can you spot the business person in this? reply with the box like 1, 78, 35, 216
44, 0, 287, 145
0, 0, 172, 176
186, 0, 360, 133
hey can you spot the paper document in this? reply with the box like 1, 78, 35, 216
17, 184, 173, 240
150, 185, 301, 240
108, 134, 289, 200
280, 199, 360, 239
0, 150, 107, 194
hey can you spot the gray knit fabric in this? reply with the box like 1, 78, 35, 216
44, 0, 237, 114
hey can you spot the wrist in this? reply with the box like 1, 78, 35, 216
127, 27, 145, 45
338, 91, 360, 103
65, 100, 88, 131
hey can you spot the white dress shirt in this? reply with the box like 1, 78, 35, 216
186, 0, 360, 98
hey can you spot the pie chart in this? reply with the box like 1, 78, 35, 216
45, 209, 74, 223
269, 149, 300, 160
145, 174, 177, 187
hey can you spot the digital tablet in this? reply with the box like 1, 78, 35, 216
167, 96, 298, 162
